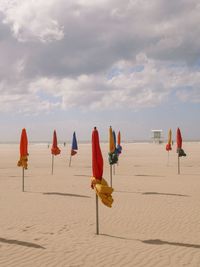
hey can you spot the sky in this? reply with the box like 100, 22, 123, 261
0, 0, 200, 142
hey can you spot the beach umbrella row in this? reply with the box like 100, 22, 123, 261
51, 130, 78, 172
17, 129, 78, 190
16, 127, 115, 236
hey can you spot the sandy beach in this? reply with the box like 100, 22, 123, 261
0, 142, 200, 267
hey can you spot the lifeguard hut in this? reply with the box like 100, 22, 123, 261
151, 130, 163, 144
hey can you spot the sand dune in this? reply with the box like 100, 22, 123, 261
0, 142, 200, 267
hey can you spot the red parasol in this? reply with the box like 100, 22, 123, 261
51, 130, 61, 155
91, 127, 113, 206
51, 130, 60, 175
176, 128, 182, 150
17, 128, 28, 169
92, 127, 103, 181
91, 127, 113, 234
176, 127, 186, 174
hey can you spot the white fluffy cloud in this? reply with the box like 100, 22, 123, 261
0, 0, 64, 42
0, 0, 200, 114
0, 55, 197, 114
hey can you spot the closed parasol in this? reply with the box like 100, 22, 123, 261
17, 128, 28, 191
176, 128, 186, 174
91, 127, 114, 234
51, 130, 61, 174
69, 131, 78, 166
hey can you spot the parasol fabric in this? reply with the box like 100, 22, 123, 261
176, 128, 186, 157
113, 130, 116, 149
109, 126, 115, 154
177, 128, 182, 149
91, 177, 114, 208
51, 130, 61, 155
71, 132, 78, 156
91, 127, 114, 208
108, 126, 118, 165
166, 129, 172, 151
17, 128, 28, 169
92, 128, 103, 180
116, 131, 122, 154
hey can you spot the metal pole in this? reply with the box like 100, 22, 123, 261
113, 164, 115, 175
96, 194, 99, 235
178, 155, 180, 174
110, 165, 112, 187
69, 155, 72, 167
51, 155, 54, 175
22, 167, 24, 192
167, 151, 169, 166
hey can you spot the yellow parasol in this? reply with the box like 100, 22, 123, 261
109, 126, 115, 154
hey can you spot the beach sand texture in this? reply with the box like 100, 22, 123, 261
0, 142, 200, 267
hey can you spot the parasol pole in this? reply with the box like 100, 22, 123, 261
178, 154, 180, 174
110, 164, 112, 187
69, 155, 72, 167
51, 154, 54, 175
22, 167, 24, 192
167, 151, 169, 166
113, 164, 115, 175
96, 194, 99, 235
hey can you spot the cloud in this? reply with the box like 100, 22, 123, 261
176, 88, 200, 103
0, 0, 200, 114
0, 54, 196, 114
0, 0, 64, 42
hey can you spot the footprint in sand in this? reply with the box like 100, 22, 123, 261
58, 225, 69, 234
34, 238, 41, 241
40, 232, 55, 236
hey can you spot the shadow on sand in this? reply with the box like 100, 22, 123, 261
142, 192, 189, 197
74, 174, 90, 178
100, 235, 200, 249
43, 192, 91, 198
100, 233, 134, 241
115, 191, 189, 197
135, 174, 165, 178
0, 237, 45, 249
115, 190, 139, 194
141, 239, 200, 249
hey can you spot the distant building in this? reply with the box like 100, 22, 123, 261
151, 130, 163, 144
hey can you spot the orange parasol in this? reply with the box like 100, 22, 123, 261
17, 128, 28, 191
117, 131, 121, 146
117, 131, 122, 155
